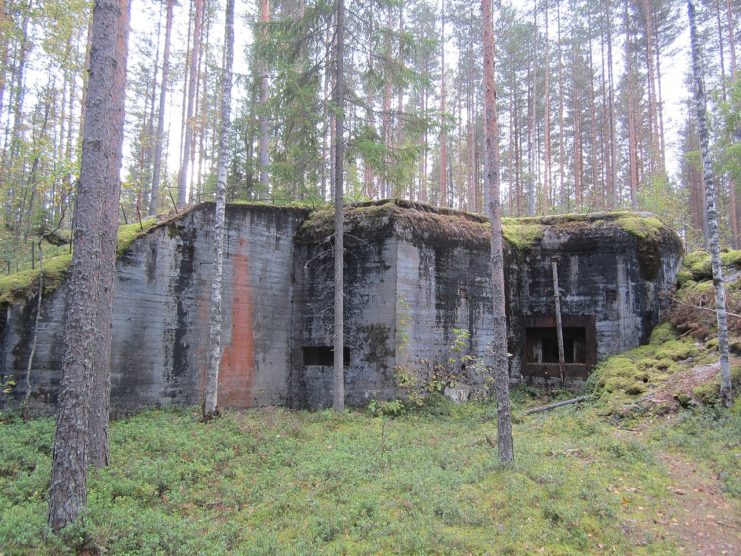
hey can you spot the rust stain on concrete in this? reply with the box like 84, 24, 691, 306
218, 238, 256, 408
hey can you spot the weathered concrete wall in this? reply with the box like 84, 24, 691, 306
0, 200, 683, 413
290, 230, 398, 409
394, 236, 495, 389
507, 220, 681, 388
1, 204, 306, 416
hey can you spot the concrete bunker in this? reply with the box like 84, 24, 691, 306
0, 200, 683, 414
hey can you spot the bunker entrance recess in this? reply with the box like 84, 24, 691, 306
522, 315, 597, 380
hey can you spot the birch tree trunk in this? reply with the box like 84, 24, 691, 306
149, 0, 174, 216
203, 0, 234, 418
48, 0, 130, 531
333, 0, 345, 411
483, 0, 513, 465
688, 0, 733, 407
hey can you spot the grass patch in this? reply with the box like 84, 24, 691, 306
0, 218, 159, 306
3, 399, 733, 554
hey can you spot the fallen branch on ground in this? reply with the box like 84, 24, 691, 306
524, 396, 589, 415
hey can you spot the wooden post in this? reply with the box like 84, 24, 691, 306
552, 259, 566, 388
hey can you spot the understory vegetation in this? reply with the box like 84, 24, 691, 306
2, 380, 739, 554
1, 250, 740, 554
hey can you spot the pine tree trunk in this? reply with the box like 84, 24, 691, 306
605, 0, 617, 207
149, 0, 173, 216
439, 0, 447, 207
258, 0, 270, 192
642, 0, 661, 177
204, 0, 234, 418
177, 0, 203, 208
48, 0, 130, 530
557, 0, 565, 210
688, 0, 733, 407
483, 0, 513, 465
624, 2, 639, 207
543, 0, 551, 212
726, 0, 736, 78
333, 0, 345, 411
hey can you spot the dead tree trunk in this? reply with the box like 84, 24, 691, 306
22, 241, 43, 421
552, 260, 565, 388
688, 0, 733, 407
48, 0, 130, 531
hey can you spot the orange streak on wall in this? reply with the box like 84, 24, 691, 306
218, 238, 256, 408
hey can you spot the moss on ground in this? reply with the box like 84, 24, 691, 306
0, 218, 160, 306
677, 249, 741, 286
588, 323, 701, 415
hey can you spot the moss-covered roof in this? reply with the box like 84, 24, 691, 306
0, 215, 165, 306
296, 199, 682, 259
0, 199, 683, 307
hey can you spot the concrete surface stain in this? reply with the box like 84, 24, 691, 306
218, 238, 256, 408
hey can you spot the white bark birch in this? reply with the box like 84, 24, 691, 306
688, 0, 733, 407
204, 0, 234, 418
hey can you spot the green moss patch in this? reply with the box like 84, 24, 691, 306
297, 199, 675, 258
588, 329, 699, 413
0, 218, 160, 306
678, 249, 741, 286
501, 219, 546, 252
616, 215, 665, 241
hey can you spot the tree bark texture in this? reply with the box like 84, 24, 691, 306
439, 0, 447, 207
48, 0, 130, 531
149, 0, 174, 216
333, 0, 345, 411
258, 0, 270, 192
177, 0, 203, 208
688, 0, 733, 407
483, 0, 514, 465
204, 0, 234, 418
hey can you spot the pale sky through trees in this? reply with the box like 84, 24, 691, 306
126, 0, 695, 194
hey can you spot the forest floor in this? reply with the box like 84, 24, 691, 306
1, 374, 739, 554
